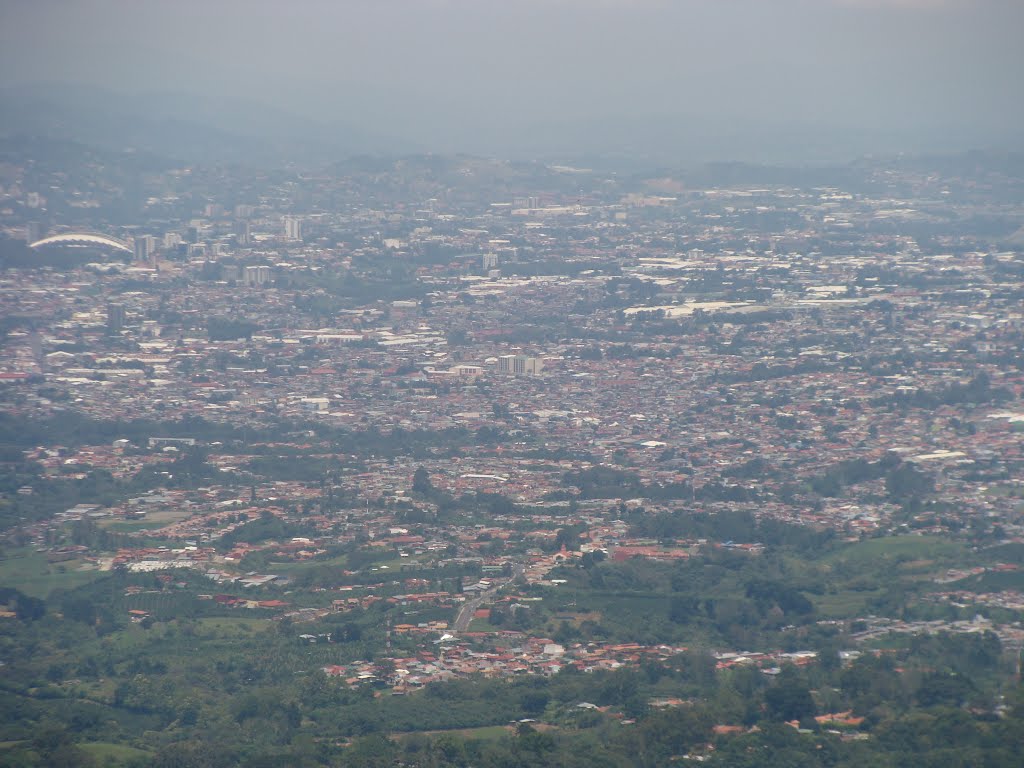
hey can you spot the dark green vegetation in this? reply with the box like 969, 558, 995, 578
0, 518, 1021, 767
1, 595, 1022, 768
1, 406, 1023, 766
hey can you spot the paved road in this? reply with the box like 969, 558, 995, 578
452, 564, 525, 632
452, 591, 493, 631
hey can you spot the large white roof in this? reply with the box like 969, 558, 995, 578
29, 232, 133, 254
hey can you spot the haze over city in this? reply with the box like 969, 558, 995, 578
2, 0, 1023, 163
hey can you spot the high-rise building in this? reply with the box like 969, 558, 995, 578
107, 303, 126, 334
482, 252, 499, 270
283, 216, 303, 241
233, 219, 251, 246
28, 331, 43, 370
243, 265, 272, 286
497, 354, 543, 375
25, 221, 42, 244
134, 235, 156, 262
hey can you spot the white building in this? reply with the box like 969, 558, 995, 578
283, 216, 303, 241
497, 355, 543, 375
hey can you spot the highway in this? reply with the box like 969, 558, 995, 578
452, 564, 525, 632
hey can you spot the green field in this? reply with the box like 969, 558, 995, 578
0, 547, 103, 598
813, 587, 885, 619
102, 520, 166, 532
368, 556, 421, 572
267, 552, 349, 574
467, 617, 495, 632
826, 535, 966, 566
196, 616, 272, 635
396, 725, 513, 740
80, 741, 152, 764
100, 507, 193, 532
0, 740, 151, 766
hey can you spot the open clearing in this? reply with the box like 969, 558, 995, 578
0, 546, 102, 597
826, 535, 965, 566
81, 742, 152, 763
101, 507, 193, 532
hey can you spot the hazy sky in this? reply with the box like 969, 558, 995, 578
1, 0, 1022, 159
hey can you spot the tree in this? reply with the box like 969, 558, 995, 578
916, 671, 975, 708
151, 741, 221, 768
765, 666, 816, 722
61, 596, 97, 626
432, 733, 467, 765
31, 723, 95, 768
815, 640, 841, 673
520, 689, 550, 716
669, 596, 700, 624
886, 463, 934, 502
332, 622, 362, 643
207, 316, 258, 341
412, 467, 433, 495
11, 590, 45, 621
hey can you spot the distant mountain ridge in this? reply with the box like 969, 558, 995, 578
6, 83, 1023, 171
0, 83, 412, 167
